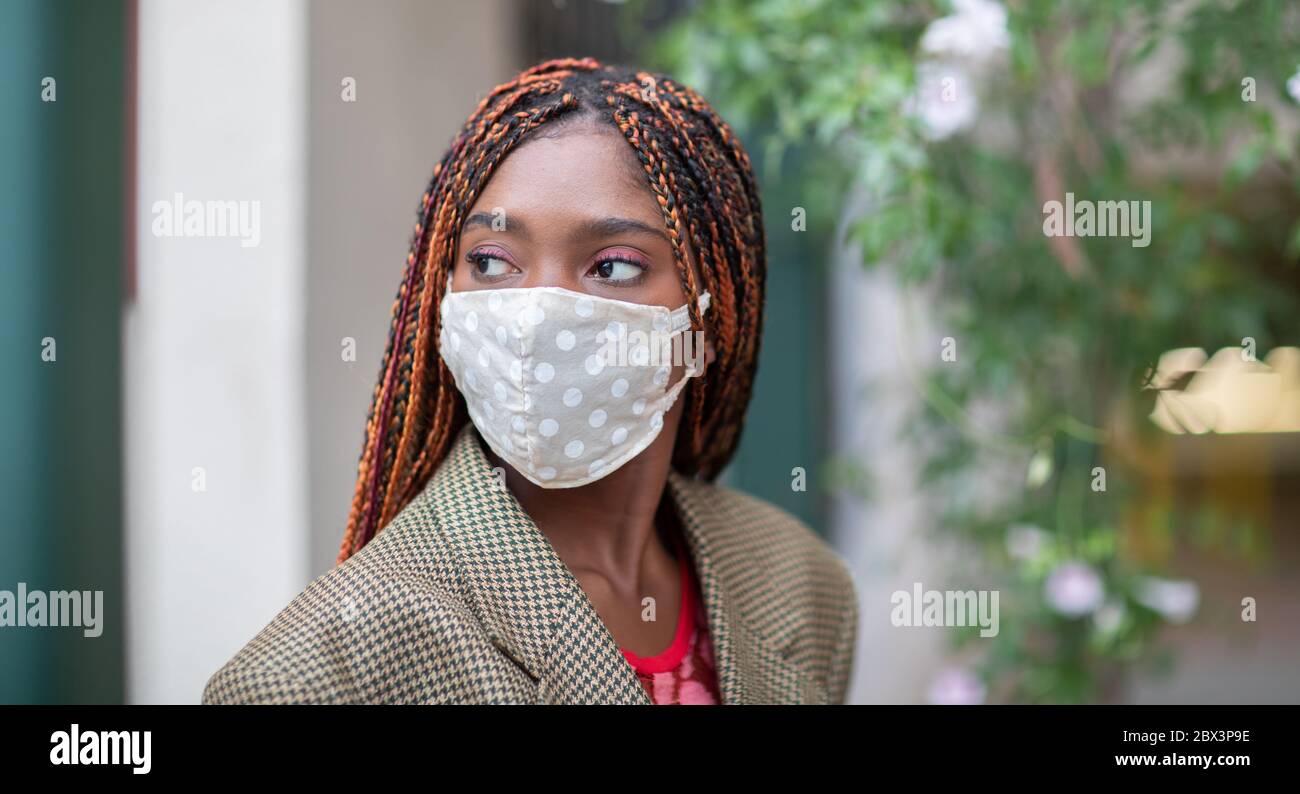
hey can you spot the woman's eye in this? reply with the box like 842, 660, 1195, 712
469, 253, 513, 278
592, 259, 644, 282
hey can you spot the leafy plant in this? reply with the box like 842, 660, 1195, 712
648, 0, 1300, 702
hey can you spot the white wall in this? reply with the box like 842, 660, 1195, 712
125, 0, 518, 704
828, 186, 949, 704
125, 0, 308, 704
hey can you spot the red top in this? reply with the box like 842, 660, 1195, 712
620, 533, 721, 705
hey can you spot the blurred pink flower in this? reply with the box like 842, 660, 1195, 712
908, 62, 978, 141
1044, 561, 1104, 617
1134, 576, 1199, 624
907, 0, 1010, 141
920, 0, 1010, 60
927, 667, 986, 705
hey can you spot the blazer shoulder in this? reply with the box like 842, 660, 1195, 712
671, 475, 859, 701
202, 497, 483, 704
677, 476, 856, 596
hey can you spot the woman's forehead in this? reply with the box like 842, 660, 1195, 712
466, 127, 658, 228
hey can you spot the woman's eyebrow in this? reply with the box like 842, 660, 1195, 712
579, 216, 669, 242
463, 211, 525, 235
462, 212, 669, 243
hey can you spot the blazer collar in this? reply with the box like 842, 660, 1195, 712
425, 424, 818, 704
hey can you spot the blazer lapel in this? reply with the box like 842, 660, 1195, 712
430, 425, 819, 704
429, 426, 648, 704
666, 472, 825, 705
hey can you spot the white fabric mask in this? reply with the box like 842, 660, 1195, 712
438, 285, 711, 488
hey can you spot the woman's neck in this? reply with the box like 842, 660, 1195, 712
485, 406, 685, 593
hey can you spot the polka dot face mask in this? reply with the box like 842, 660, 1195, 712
438, 285, 711, 488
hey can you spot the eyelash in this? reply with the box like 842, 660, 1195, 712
587, 249, 649, 286
464, 246, 650, 286
466, 246, 516, 280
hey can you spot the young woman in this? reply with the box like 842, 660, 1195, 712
203, 58, 858, 705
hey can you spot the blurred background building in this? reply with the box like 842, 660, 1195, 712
1, 0, 1297, 704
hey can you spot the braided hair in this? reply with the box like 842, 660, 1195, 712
337, 57, 766, 563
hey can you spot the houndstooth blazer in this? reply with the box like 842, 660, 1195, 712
202, 424, 859, 704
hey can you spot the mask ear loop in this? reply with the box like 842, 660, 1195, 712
668, 290, 711, 334
666, 291, 711, 378
689, 292, 711, 377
